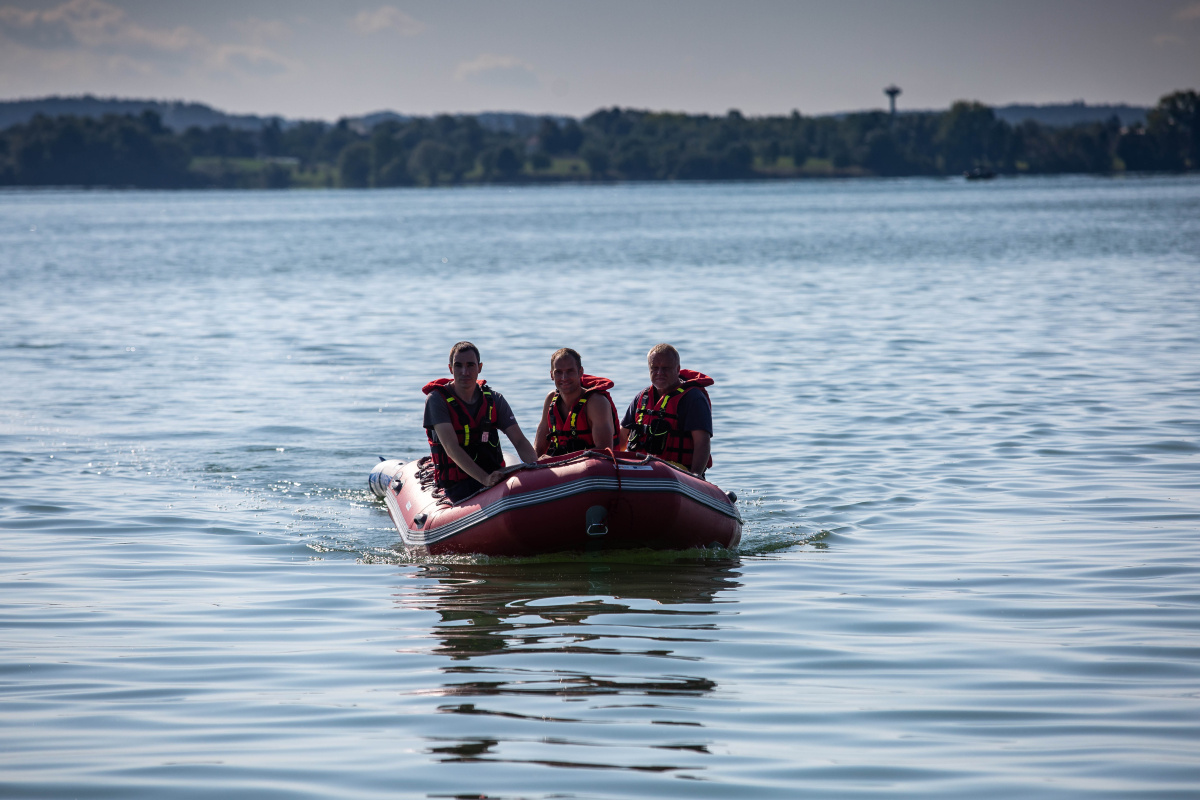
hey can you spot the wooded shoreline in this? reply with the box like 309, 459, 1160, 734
2, 92, 1195, 189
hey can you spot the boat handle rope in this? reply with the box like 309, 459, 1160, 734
499, 448, 655, 474
602, 447, 623, 494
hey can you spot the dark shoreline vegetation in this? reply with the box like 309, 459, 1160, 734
1, 91, 1195, 189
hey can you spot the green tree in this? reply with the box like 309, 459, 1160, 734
261, 162, 291, 189
279, 121, 327, 165
370, 122, 407, 185
615, 138, 653, 178
864, 130, 904, 175
376, 157, 411, 186
720, 142, 753, 176
260, 119, 283, 157
181, 124, 257, 158
761, 139, 781, 166
790, 140, 810, 168
537, 117, 565, 155
7, 112, 191, 187
408, 140, 456, 185
1146, 90, 1199, 169
1117, 124, 1172, 171
338, 142, 371, 187
560, 120, 584, 154
674, 153, 718, 180
493, 145, 523, 179
316, 119, 361, 164
453, 145, 476, 180
581, 145, 609, 178
937, 101, 999, 173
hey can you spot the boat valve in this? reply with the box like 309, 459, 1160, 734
586, 505, 608, 536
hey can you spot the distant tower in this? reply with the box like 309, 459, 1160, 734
884, 85, 901, 117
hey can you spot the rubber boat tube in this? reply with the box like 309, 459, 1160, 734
369, 449, 742, 556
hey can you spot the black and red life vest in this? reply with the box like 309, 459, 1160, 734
422, 378, 505, 485
626, 369, 714, 470
545, 374, 620, 456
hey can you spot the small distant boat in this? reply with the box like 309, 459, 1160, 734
369, 450, 743, 556
964, 167, 997, 180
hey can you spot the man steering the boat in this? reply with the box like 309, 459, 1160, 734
620, 343, 714, 480
422, 341, 538, 503
534, 347, 620, 457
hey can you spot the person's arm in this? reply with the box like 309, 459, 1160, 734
503, 424, 538, 465
432, 421, 495, 485
689, 430, 711, 480
618, 399, 635, 451
587, 395, 615, 450
533, 393, 554, 457
675, 389, 712, 478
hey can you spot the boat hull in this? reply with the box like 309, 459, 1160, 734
370, 451, 742, 556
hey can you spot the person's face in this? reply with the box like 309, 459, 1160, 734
551, 355, 581, 395
648, 353, 680, 393
449, 350, 481, 386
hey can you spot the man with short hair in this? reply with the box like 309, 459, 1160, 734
422, 341, 538, 503
620, 343, 714, 479
534, 347, 619, 457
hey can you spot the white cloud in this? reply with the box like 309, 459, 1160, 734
0, 0, 203, 54
350, 7, 425, 36
455, 53, 539, 89
232, 17, 293, 45
103, 52, 158, 77
1154, 33, 1184, 46
0, 1, 296, 82
1175, 2, 1200, 21
213, 44, 293, 78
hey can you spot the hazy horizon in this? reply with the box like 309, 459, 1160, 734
1, 0, 1197, 121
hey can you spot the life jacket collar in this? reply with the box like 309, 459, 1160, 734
422, 377, 488, 399
676, 368, 714, 389
578, 373, 615, 392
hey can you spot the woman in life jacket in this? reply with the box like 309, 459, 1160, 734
619, 343, 713, 478
534, 347, 620, 458
423, 341, 538, 503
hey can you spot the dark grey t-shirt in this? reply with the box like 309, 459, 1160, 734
423, 386, 517, 444
621, 386, 713, 435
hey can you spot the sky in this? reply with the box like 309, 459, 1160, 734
0, 0, 1197, 120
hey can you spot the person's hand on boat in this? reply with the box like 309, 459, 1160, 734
484, 469, 507, 487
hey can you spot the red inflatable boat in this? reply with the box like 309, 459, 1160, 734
369, 449, 742, 556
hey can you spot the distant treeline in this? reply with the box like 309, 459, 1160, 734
1, 91, 1195, 189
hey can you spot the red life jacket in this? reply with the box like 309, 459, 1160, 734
422, 378, 505, 485
546, 374, 621, 456
626, 369, 714, 470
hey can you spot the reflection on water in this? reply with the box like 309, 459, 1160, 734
396, 558, 740, 776
408, 558, 738, 660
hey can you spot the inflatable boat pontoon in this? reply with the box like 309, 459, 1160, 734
369, 449, 742, 556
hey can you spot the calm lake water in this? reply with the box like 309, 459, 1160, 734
2, 176, 1199, 798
